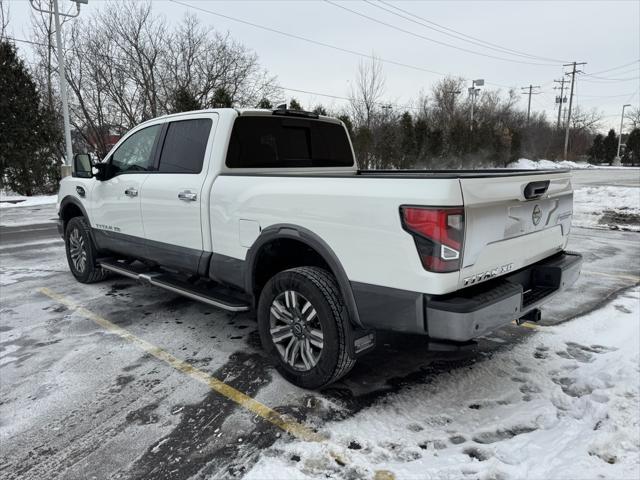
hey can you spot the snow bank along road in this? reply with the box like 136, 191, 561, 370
1, 169, 638, 479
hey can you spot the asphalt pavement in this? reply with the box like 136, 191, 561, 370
1, 169, 638, 480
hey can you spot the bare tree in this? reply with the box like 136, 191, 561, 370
570, 106, 603, 133
625, 106, 640, 129
349, 56, 385, 129
430, 76, 465, 126
30, 0, 279, 158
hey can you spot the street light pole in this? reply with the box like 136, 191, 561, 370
29, 0, 84, 178
616, 104, 632, 160
52, 0, 73, 176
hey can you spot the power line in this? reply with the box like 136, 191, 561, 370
324, 0, 560, 66
581, 75, 640, 83
583, 66, 639, 80
7, 36, 425, 114
167, 0, 450, 78
168, 0, 528, 89
368, 0, 567, 64
583, 59, 640, 76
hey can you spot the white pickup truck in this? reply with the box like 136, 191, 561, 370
58, 107, 582, 388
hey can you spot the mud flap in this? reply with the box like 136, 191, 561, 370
345, 321, 376, 358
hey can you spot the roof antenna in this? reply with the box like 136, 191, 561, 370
275, 103, 287, 111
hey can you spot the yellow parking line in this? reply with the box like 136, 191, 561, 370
39, 287, 323, 443
582, 270, 640, 283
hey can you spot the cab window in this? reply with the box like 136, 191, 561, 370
111, 124, 162, 174
157, 119, 212, 174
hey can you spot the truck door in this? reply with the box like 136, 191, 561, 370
140, 115, 217, 273
91, 123, 163, 255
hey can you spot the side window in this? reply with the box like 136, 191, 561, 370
111, 124, 162, 174
157, 119, 212, 174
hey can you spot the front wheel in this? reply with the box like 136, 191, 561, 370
257, 267, 356, 389
65, 217, 108, 283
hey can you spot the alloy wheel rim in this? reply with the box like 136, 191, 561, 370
69, 228, 87, 273
269, 290, 323, 371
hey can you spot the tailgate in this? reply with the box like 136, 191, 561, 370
459, 171, 573, 289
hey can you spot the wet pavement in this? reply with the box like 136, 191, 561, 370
1, 169, 638, 479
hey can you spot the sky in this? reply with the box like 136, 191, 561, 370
5, 0, 640, 133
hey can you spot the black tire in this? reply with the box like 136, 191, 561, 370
64, 216, 108, 284
257, 267, 356, 389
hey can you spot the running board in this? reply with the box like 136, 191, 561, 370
99, 260, 250, 312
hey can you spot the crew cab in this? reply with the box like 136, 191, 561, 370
58, 107, 582, 388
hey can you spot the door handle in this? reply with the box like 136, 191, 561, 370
124, 188, 138, 197
178, 190, 197, 202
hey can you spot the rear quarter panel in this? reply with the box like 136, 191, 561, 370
209, 175, 463, 295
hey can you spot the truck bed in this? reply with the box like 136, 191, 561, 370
358, 168, 570, 178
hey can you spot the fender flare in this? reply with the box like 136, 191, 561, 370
244, 224, 363, 328
59, 196, 97, 244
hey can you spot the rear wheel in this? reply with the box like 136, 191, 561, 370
65, 217, 108, 283
257, 267, 356, 389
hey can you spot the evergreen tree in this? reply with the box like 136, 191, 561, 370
414, 118, 428, 158
211, 87, 233, 108
288, 98, 303, 111
625, 128, 640, 164
256, 98, 273, 109
602, 129, 618, 164
337, 114, 353, 135
589, 134, 605, 163
0, 40, 61, 195
399, 111, 415, 163
171, 86, 200, 113
312, 105, 327, 116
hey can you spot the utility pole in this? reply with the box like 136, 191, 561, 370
563, 61, 587, 159
520, 85, 541, 125
468, 79, 484, 131
553, 78, 568, 129
29, 0, 86, 178
616, 103, 632, 161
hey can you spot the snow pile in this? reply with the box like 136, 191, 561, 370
508, 158, 593, 170
0, 194, 57, 209
246, 288, 640, 480
573, 186, 640, 231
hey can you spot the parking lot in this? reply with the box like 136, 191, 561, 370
1, 169, 639, 479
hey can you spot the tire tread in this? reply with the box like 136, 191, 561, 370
286, 266, 356, 386
66, 217, 108, 283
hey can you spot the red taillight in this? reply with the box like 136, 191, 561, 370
401, 206, 465, 273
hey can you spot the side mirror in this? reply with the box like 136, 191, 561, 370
73, 153, 93, 178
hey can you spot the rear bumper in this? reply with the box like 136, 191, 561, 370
426, 252, 582, 341
352, 251, 582, 341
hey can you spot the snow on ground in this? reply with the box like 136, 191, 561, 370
509, 158, 593, 170
508, 158, 640, 170
246, 288, 640, 480
0, 194, 57, 208
573, 186, 640, 232
0, 204, 58, 227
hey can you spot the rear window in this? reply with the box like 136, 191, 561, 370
225, 116, 353, 168
158, 119, 212, 174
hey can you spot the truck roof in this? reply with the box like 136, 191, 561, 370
136, 108, 343, 127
